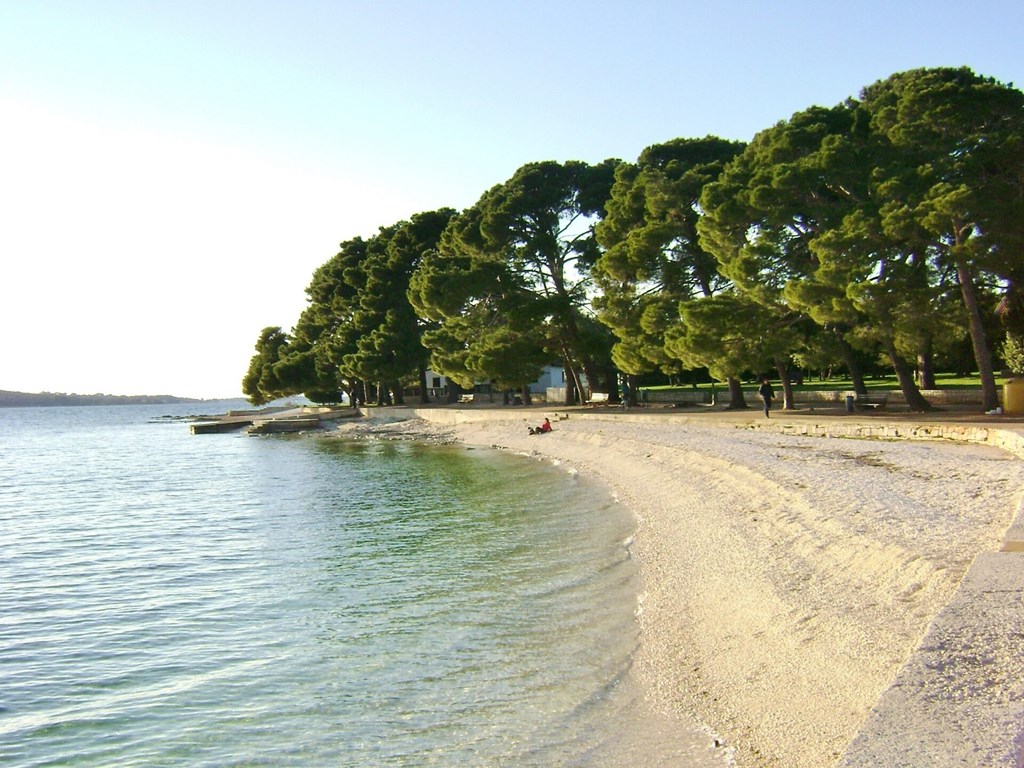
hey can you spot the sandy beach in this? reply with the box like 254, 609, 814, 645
331, 407, 1024, 767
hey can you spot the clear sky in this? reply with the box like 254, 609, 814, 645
2, 1, 1022, 399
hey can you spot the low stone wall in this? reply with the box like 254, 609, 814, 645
544, 387, 990, 407
732, 388, 988, 407
637, 388, 711, 405
546, 386, 567, 403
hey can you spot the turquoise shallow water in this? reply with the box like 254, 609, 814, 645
0, 403, 718, 767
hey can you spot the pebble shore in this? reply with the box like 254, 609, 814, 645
331, 405, 1024, 767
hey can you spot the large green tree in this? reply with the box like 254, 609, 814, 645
665, 292, 797, 406
699, 95, 958, 411
342, 209, 456, 404
809, 209, 939, 410
698, 105, 878, 400
409, 227, 552, 398
856, 67, 1024, 411
277, 236, 370, 405
411, 160, 620, 403
273, 210, 455, 407
241, 326, 291, 405
594, 137, 745, 398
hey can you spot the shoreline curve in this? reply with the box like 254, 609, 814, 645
338, 405, 1024, 768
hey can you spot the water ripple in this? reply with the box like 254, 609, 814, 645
0, 405, 702, 767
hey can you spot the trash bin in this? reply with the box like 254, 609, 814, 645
845, 394, 855, 413
1004, 379, 1024, 415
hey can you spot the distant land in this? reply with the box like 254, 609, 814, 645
0, 389, 210, 407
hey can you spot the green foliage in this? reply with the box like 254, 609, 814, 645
342, 209, 457, 387
242, 327, 291, 405
854, 67, 1024, 408
594, 137, 745, 375
270, 239, 367, 401
696, 105, 875, 390
270, 210, 455, 402
412, 160, 619, 398
665, 293, 788, 381
694, 70, 1024, 409
241, 66, 1024, 408
1004, 335, 1024, 375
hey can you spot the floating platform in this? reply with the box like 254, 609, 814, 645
189, 419, 251, 434
190, 406, 358, 435
247, 417, 322, 434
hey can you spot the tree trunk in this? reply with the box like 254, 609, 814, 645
883, 337, 933, 411
833, 328, 868, 396
999, 279, 1024, 338
521, 385, 533, 406
626, 373, 639, 407
725, 376, 748, 409
917, 350, 936, 390
393, 382, 405, 406
446, 382, 464, 404
774, 358, 794, 410
545, 281, 590, 406
352, 380, 366, 408
418, 367, 431, 404
955, 259, 1000, 411
563, 351, 583, 405
604, 364, 620, 403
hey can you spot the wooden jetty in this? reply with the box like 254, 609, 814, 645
190, 406, 357, 435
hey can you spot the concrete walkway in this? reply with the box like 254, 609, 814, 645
838, 550, 1024, 766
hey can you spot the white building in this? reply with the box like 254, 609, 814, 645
422, 364, 566, 400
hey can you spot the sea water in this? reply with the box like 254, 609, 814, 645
0, 403, 723, 767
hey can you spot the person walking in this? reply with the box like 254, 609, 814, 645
758, 376, 775, 418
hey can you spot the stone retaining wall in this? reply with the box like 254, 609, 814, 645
643, 387, 989, 406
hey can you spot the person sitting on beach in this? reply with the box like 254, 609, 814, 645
528, 417, 553, 435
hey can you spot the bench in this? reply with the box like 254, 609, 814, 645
458, 393, 475, 404
853, 393, 888, 410
587, 392, 610, 406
